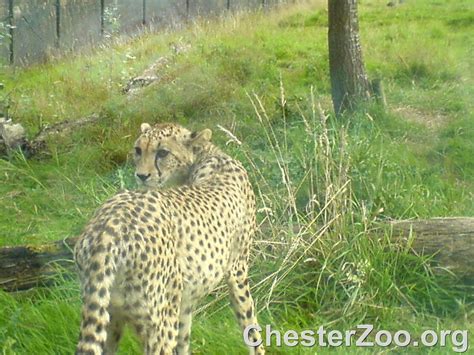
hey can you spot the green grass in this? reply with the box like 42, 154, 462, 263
0, 0, 473, 353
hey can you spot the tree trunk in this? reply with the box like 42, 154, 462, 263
1, 218, 473, 292
328, 0, 371, 114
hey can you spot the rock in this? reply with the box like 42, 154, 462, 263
0, 117, 28, 150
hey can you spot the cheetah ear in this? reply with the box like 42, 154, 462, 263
141, 123, 152, 134
190, 129, 212, 142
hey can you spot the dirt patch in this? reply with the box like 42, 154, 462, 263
393, 106, 449, 130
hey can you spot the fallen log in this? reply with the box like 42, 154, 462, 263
0, 218, 473, 292
389, 217, 474, 284
0, 114, 100, 157
122, 41, 191, 96
0, 237, 78, 291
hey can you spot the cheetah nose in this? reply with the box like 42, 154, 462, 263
136, 173, 151, 182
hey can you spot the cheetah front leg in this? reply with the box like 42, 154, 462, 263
227, 261, 265, 355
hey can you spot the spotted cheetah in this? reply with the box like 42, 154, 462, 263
74, 123, 264, 354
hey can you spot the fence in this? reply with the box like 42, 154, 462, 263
0, 0, 278, 65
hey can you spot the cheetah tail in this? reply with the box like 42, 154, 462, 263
75, 237, 118, 355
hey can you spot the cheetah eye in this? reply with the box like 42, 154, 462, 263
156, 149, 169, 158
135, 147, 142, 156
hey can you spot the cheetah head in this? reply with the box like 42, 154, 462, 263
133, 122, 212, 188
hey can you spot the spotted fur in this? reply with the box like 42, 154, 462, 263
74, 123, 264, 354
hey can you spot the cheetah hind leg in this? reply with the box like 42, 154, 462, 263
227, 261, 265, 355
103, 309, 125, 354
129, 299, 181, 355
175, 290, 193, 355
143, 277, 183, 354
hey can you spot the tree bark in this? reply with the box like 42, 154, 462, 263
0, 218, 473, 291
328, 0, 371, 114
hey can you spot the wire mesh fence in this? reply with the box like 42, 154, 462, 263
0, 0, 278, 66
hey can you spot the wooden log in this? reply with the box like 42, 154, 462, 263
122, 42, 190, 96
0, 114, 100, 157
0, 237, 78, 291
0, 218, 473, 292
389, 217, 474, 284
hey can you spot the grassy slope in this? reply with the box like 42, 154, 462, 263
0, 0, 473, 353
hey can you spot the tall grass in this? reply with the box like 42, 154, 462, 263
0, 0, 473, 353
192, 85, 472, 353
242, 87, 471, 317
2, 86, 471, 353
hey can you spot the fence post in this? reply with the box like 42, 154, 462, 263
226, 0, 230, 11
142, 0, 146, 25
55, 0, 60, 48
185, 0, 190, 19
7, 0, 14, 64
100, 0, 105, 36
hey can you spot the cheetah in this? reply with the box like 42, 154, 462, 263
74, 123, 265, 354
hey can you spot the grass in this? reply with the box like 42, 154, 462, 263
0, 0, 473, 353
